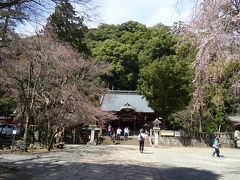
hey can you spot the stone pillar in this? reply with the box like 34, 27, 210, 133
90, 128, 95, 142
87, 125, 97, 145
153, 127, 160, 147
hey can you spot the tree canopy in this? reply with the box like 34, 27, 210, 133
0, 28, 112, 150
85, 21, 180, 91
138, 40, 195, 121
47, 0, 90, 54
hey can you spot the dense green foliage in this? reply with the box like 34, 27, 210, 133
91, 39, 139, 90
86, 21, 148, 90
85, 21, 180, 91
138, 24, 176, 67
138, 41, 195, 121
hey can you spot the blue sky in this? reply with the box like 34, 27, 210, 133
16, 0, 196, 35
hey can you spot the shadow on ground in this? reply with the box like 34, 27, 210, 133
157, 166, 220, 180
0, 159, 220, 180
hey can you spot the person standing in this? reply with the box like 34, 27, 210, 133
212, 136, 221, 157
108, 124, 112, 136
55, 129, 62, 143
124, 127, 129, 140
116, 127, 122, 140
111, 130, 116, 144
138, 129, 145, 153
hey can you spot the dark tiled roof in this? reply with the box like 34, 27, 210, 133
101, 90, 154, 113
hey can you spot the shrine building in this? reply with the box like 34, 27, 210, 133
100, 90, 156, 135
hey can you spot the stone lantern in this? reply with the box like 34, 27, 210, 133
152, 117, 162, 147
88, 124, 97, 145
153, 117, 162, 128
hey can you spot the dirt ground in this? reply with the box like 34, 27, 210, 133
0, 145, 240, 180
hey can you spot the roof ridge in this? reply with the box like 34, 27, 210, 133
107, 90, 138, 94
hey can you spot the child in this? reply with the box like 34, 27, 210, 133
212, 137, 220, 157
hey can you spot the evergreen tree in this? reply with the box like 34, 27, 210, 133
138, 40, 195, 125
47, 0, 89, 55
0, 3, 26, 44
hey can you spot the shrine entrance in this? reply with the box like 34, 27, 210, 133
110, 107, 154, 135
100, 90, 156, 135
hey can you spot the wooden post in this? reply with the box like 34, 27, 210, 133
118, 116, 120, 127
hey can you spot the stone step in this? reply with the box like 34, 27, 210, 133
102, 136, 152, 147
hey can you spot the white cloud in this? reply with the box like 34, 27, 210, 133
15, 22, 44, 37
146, 6, 192, 27
89, 0, 195, 27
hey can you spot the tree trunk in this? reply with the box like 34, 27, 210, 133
218, 124, 222, 133
46, 120, 52, 150
2, 7, 10, 44
23, 111, 30, 152
47, 120, 50, 145
199, 108, 203, 132
73, 128, 76, 144
47, 132, 56, 152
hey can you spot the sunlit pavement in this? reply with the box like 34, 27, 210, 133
0, 145, 239, 180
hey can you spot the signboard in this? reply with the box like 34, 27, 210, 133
160, 130, 175, 137
12, 130, 17, 135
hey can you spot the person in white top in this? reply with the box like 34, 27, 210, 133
124, 127, 129, 140
108, 124, 112, 136
138, 129, 145, 153
116, 127, 122, 139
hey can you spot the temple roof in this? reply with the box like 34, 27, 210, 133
229, 116, 240, 122
100, 90, 154, 113
229, 116, 240, 126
